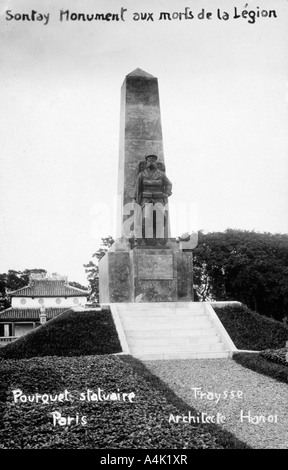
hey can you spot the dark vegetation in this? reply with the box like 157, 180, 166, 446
193, 229, 288, 321
0, 269, 47, 310
84, 236, 114, 304
259, 347, 288, 367
233, 352, 288, 386
0, 309, 121, 359
214, 304, 288, 383
0, 355, 250, 449
214, 304, 288, 351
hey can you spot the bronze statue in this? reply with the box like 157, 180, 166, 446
133, 154, 172, 241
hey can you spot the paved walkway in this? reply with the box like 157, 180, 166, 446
144, 358, 288, 449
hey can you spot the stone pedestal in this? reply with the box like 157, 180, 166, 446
99, 240, 193, 303
99, 250, 133, 303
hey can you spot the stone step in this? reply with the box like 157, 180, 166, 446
119, 310, 206, 317
128, 335, 221, 346
122, 318, 210, 323
119, 304, 204, 309
121, 321, 212, 331
116, 302, 202, 309
119, 313, 209, 320
114, 303, 232, 361
125, 327, 216, 338
138, 351, 231, 360
119, 316, 210, 324
120, 317, 210, 324
129, 342, 226, 354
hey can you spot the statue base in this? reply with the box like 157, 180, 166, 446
99, 239, 193, 303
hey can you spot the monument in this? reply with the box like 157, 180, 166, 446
99, 68, 193, 303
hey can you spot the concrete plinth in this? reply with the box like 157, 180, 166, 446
99, 250, 133, 303
99, 240, 193, 303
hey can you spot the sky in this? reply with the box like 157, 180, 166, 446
0, 0, 287, 285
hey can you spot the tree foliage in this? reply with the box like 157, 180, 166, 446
0, 269, 47, 310
193, 229, 288, 321
84, 236, 114, 303
68, 281, 89, 291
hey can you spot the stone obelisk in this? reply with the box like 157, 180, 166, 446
99, 69, 193, 303
117, 68, 165, 237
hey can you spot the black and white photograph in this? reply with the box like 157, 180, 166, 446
0, 0, 288, 454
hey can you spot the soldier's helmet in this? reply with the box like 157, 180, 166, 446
145, 154, 158, 161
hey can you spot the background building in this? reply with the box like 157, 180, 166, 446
0, 273, 89, 345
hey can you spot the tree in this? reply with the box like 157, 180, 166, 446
193, 229, 288, 321
69, 281, 89, 291
0, 269, 47, 310
84, 236, 114, 303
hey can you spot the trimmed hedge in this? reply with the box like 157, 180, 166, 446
0, 309, 122, 359
260, 347, 288, 367
0, 354, 250, 449
233, 352, 288, 385
214, 305, 288, 351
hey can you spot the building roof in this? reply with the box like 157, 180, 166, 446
0, 308, 68, 322
8, 279, 89, 298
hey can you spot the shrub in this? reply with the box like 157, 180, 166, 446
0, 354, 250, 449
260, 347, 288, 367
0, 309, 121, 359
214, 305, 288, 351
233, 352, 288, 385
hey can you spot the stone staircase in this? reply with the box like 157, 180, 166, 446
112, 302, 233, 360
